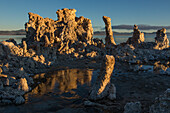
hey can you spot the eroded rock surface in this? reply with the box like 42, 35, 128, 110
89, 55, 116, 100
126, 24, 144, 45
154, 28, 169, 50
103, 16, 116, 46
25, 8, 93, 45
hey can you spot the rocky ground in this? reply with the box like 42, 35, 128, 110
0, 62, 169, 113
0, 8, 169, 113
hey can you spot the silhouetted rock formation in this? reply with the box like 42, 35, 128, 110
126, 24, 145, 45
89, 55, 116, 100
103, 16, 116, 46
154, 28, 169, 50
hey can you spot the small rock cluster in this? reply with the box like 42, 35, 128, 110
126, 24, 145, 45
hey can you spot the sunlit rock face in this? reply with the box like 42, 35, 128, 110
25, 8, 93, 45
126, 24, 145, 45
103, 16, 116, 46
89, 55, 116, 100
154, 28, 169, 50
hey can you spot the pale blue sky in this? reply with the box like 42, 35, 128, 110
0, 0, 170, 30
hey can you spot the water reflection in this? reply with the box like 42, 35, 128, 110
0, 35, 25, 44
25, 69, 93, 102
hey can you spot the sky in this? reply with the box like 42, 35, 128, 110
0, 0, 170, 30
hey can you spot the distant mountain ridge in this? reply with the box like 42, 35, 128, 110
112, 25, 170, 30
0, 29, 26, 35
1, 25, 170, 35
94, 25, 170, 31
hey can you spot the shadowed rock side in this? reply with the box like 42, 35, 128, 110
103, 16, 116, 46
124, 102, 141, 113
150, 88, 170, 113
25, 8, 93, 45
88, 55, 116, 100
154, 28, 169, 50
126, 24, 145, 45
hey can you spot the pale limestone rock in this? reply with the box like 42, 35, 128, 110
103, 16, 116, 46
17, 78, 29, 92
126, 24, 145, 45
124, 102, 141, 113
154, 28, 169, 50
89, 55, 116, 100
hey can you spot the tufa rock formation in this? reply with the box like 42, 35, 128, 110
25, 8, 93, 45
126, 24, 145, 45
103, 16, 116, 46
154, 28, 169, 50
89, 55, 116, 100
17, 78, 29, 92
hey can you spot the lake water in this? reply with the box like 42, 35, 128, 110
0, 35, 25, 44
94, 34, 170, 44
1, 34, 170, 44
